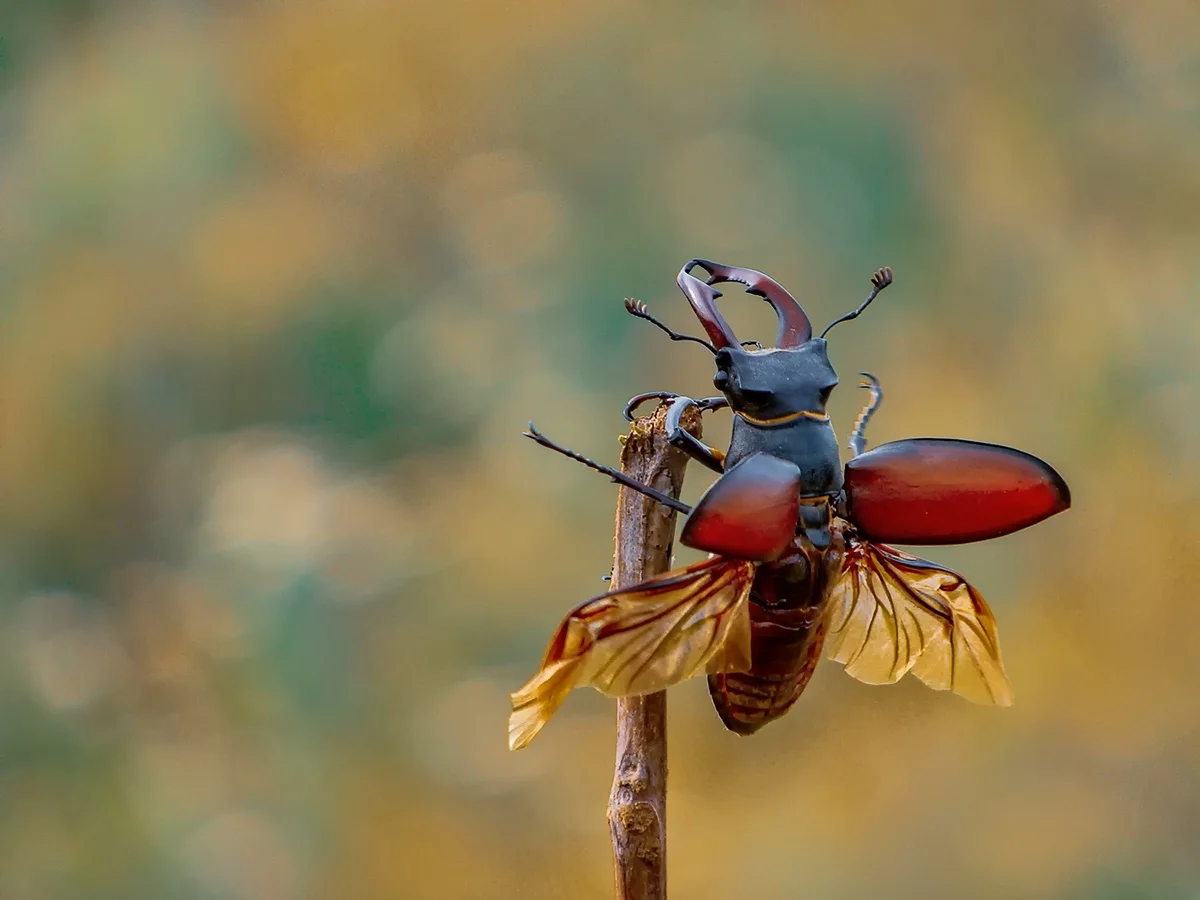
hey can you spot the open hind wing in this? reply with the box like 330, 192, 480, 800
824, 532, 1013, 706
509, 556, 757, 750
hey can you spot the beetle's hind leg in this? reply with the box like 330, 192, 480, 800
848, 374, 883, 458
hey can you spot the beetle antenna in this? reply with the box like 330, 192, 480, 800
524, 423, 693, 515
848, 373, 883, 457
819, 267, 893, 339
624, 298, 717, 354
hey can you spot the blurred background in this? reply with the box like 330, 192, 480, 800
0, 1, 1197, 898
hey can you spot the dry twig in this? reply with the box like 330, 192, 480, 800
606, 401, 702, 900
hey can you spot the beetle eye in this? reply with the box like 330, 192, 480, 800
713, 371, 730, 391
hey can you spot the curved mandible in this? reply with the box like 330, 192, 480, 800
677, 261, 740, 350
691, 259, 812, 348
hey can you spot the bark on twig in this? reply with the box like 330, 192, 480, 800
607, 402, 702, 900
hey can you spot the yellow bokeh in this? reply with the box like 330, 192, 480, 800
0, 1, 1197, 898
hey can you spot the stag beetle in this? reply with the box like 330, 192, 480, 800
510, 261, 1069, 749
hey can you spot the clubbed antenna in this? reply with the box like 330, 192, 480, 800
820, 267, 893, 340
624, 298, 717, 354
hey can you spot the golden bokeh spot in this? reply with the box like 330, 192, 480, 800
440, 152, 568, 270
232, 2, 423, 173
187, 183, 342, 329
660, 131, 795, 251
460, 190, 567, 270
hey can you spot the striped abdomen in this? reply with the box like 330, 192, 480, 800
707, 541, 841, 735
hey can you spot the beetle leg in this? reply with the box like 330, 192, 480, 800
624, 298, 717, 353
693, 395, 731, 413
624, 392, 726, 421
524, 423, 692, 515
623, 391, 681, 421
848, 373, 883, 458
665, 395, 728, 474
622, 393, 729, 470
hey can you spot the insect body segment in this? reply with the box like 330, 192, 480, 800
709, 537, 841, 735
509, 262, 1069, 750
680, 454, 802, 562
844, 438, 1071, 544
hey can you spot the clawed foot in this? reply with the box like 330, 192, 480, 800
623, 391, 682, 422
623, 392, 728, 422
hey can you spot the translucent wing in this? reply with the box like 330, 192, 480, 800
509, 556, 757, 750
825, 532, 1013, 705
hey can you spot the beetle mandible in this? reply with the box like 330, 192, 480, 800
510, 260, 1070, 749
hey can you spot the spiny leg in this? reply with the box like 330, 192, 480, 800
624, 298, 717, 353
524, 423, 692, 515
848, 373, 883, 458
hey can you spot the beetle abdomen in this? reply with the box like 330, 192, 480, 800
707, 604, 828, 735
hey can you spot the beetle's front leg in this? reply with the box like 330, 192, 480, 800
623, 392, 728, 473
623, 391, 682, 421
665, 395, 728, 474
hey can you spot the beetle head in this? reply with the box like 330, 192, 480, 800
677, 260, 838, 420
712, 342, 838, 420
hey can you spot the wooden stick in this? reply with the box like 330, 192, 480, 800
607, 401, 702, 900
